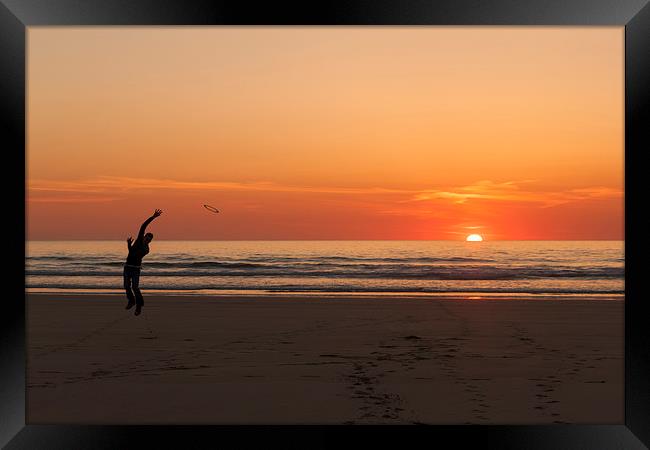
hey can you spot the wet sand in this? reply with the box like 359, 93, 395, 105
27, 293, 623, 424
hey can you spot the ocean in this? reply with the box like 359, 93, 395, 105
26, 241, 624, 297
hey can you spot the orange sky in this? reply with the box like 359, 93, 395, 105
27, 27, 623, 240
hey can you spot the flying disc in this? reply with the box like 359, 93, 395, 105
203, 204, 219, 213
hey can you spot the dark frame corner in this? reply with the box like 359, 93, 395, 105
2, 0, 649, 448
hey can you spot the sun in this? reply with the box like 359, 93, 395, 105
466, 234, 483, 242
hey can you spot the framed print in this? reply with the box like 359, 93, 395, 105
1, 0, 649, 448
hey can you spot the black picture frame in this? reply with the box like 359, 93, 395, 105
2, 1, 649, 448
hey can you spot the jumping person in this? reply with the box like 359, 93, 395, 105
124, 209, 163, 316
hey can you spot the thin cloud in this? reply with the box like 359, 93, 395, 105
27, 195, 121, 203
408, 180, 621, 207
27, 177, 622, 208
28, 177, 412, 197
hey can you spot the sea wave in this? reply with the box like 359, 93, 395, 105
26, 241, 624, 294
27, 255, 498, 264
24, 281, 624, 295
26, 264, 623, 280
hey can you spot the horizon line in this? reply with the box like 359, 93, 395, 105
25, 238, 625, 242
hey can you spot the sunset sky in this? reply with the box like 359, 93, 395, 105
27, 27, 623, 240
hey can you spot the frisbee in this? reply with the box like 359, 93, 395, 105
203, 204, 220, 213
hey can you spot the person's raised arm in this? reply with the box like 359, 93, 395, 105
138, 209, 163, 239
127, 236, 134, 250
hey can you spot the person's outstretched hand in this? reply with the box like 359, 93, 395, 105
127, 236, 134, 246
153, 209, 163, 218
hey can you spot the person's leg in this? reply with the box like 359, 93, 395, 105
124, 267, 136, 309
132, 268, 144, 315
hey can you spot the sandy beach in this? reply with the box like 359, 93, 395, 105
27, 293, 623, 424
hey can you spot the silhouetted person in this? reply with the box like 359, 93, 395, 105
124, 209, 162, 316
